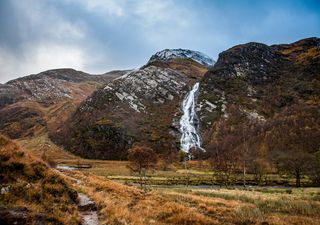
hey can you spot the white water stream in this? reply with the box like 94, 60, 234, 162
179, 82, 204, 153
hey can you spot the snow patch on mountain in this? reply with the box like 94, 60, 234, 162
148, 49, 215, 67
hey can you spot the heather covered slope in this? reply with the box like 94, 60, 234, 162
0, 135, 80, 224
199, 37, 320, 145
197, 38, 320, 185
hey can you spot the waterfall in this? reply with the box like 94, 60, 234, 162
179, 82, 204, 153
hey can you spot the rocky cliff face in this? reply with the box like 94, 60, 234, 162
52, 51, 213, 159
0, 69, 126, 139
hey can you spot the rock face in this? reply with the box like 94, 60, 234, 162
52, 52, 212, 159
198, 37, 320, 150
0, 69, 126, 139
148, 49, 215, 67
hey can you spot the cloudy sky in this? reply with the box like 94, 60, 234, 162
0, 0, 319, 83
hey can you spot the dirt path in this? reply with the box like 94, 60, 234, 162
55, 168, 100, 224
77, 193, 99, 225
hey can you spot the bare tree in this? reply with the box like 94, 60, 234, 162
127, 144, 158, 188
276, 150, 313, 187
249, 158, 270, 185
208, 140, 239, 186
309, 150, 320, 185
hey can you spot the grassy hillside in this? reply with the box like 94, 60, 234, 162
0, 135, 80, 224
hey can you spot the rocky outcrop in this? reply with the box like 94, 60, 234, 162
77, 193, 97, 212
53, 39, 320, 159
208, 42, 284, 83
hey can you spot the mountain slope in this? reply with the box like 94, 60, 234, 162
53, 38, 319, 160
51, 50, 213, 159
198, 37, 320, 158
0, 69, 126, 139
0, 135, 80, 224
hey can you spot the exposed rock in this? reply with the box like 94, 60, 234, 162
78, 193, 97, 212
3, 68, 126, 107
77, 193, 99, 225
81, 211, 99, 225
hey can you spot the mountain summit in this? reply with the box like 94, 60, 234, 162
148, 49, 215, 67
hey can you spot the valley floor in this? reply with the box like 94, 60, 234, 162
63, 170, 320, 225
15, 136, 320, 224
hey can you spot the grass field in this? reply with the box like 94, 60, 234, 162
14, 136, 320, 224
16, 135, 311, 187
64, 170, 320, 225
54, 159, 307, 187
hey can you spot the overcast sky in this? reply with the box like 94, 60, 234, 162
0, 0, 319, 83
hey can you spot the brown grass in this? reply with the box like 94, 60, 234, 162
61, 168, 320, 225
0, 135, 80, 224
278, 45, 320, 65
65, 170, 219, 225
3, 134, 320, 224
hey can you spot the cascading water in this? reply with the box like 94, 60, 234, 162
179, 82, 204, 153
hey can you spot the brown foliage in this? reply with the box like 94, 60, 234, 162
127, 144, 158, 187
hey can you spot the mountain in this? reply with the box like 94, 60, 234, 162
0, 68, 127, 139
51, 50, 214, 159
51, 38, 319, 160
198, 37, 319, 158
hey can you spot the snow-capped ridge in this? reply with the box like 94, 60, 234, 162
148, 48, 215, 67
